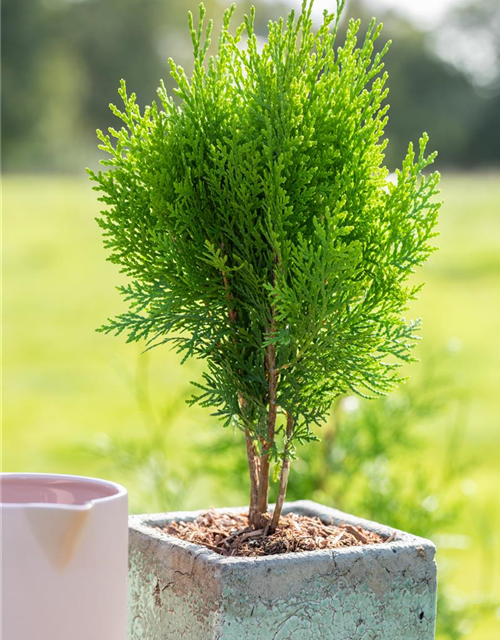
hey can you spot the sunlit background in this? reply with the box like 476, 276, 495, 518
2, 1, 499, 638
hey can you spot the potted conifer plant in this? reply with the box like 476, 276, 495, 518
90, 1, 441, 637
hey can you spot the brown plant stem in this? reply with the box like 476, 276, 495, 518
220, 242, 261, 525
270, 412, 294, 532
254, 336, 278, 526
245, 428, 261, 526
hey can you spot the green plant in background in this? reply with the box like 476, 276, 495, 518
89, 0, 440, 531
84, 354, 188, 514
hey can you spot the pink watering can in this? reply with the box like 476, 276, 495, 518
0, 473, 128, 640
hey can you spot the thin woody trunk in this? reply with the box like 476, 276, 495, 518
245, 429, 260, 526
220, 242, 264, 526
270, 412, 294, 532
245, 257, 281, 530
250, 257, 280, 530
251, 338, 278, 528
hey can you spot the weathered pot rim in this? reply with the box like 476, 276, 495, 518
129, 500, 436, 569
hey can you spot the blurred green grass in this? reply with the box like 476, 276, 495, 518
3, 173, 500, 639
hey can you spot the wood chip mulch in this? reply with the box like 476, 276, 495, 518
163, 510, 393, 557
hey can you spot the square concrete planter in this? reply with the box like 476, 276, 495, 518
128, 500, 437, 639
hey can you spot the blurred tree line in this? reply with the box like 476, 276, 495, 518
2, 0, 499, 173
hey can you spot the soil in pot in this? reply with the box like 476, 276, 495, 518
163, 510, 394, 557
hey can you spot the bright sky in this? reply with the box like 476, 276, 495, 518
362, 0, 464, 27
265, 0, 466, 28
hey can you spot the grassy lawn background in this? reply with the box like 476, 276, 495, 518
3, 173, 500, 638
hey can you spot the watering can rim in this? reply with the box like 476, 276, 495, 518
0, 472, 127, 510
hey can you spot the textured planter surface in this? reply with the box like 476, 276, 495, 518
128, 500, 437, 639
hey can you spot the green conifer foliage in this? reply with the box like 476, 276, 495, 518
89, 0, 440, 530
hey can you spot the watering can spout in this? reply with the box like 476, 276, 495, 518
26, 503, 93, 571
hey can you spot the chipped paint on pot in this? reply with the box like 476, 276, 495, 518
128, 500, 437, 639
